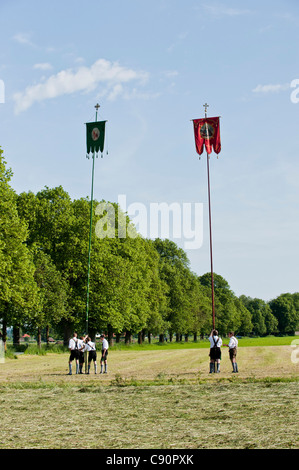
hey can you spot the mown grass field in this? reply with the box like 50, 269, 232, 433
0, 339, 298, 449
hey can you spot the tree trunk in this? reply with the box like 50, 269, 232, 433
63, 323, 73, 347
37, 327, 41, 349
159, 334, 164, 343
169, 332, 173, 343
138, 331, 143, 345
46, 325, 50, 346
13, 326, 20, 346
193, 333, 197, 342
2, 317, 7, 350
176, 333, 180, 342
107, 325, 113, 347
115, 333, 121, 343
184, 334, 188, 342
89, 328, 96, 343
125, 331, 132, 344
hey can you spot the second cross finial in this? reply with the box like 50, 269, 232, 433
203, 103, 209, 117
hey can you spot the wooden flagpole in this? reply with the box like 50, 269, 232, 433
85, 103, 100, 336
203, 103, 216, 330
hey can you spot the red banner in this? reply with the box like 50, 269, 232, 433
193, 117, 221, 155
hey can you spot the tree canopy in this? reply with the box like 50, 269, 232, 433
1, 147, 298, 345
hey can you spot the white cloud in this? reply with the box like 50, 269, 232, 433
202, 4, 252, 17
107, 83, 124, 101
252, 83, 290, 93
13, 59, 148, 113
163, 70, 179, 78
74, 57, 85, 64
13, 33, 35, 47
33, 63, 53, 71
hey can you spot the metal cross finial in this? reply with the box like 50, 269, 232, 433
203, 103, 209, 117
95, 103, 100, 122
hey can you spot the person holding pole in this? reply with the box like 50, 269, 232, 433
85, 336, 97, 374
223, 332, 238, 373
100, 334, 109, 374
78, 336, 86, 374
68, 332, 79, 375
208, 329, 222, 373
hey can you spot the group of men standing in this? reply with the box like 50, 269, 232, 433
208, 330, 239, 374
68, 333, 109, 375
68, 329, 238, 376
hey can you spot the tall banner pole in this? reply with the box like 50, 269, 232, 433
192, 104, 221, 331
85, 103, 100, 337
204, 104, 216, 330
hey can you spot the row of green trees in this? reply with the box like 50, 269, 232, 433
0, 147, 298, 347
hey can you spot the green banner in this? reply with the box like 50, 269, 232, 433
86, 121, 106, 154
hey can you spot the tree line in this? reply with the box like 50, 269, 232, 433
0, 148, 298, 347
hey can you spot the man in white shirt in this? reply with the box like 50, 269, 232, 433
68, 332, 79, 375
224, 331, 239, 373
78, 336, 86, 374
100, 334, 109, 374
84, 336, 97, 374
208, 330, 222, 373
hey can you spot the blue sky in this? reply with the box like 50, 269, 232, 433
0, 0, 299, 301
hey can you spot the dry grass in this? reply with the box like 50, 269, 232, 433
0, 345, 297, 384
0, 346, 298, 449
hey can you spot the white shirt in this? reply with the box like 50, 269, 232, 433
68, 337, 78, 350
85, 341, 96, 352
209, 335, 222, 348
228, 336, 238, 349
77, 338, 85, 351
101, 338, 109, 351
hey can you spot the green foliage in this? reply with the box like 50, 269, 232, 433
239, 296, 279, 336
269, 293, 299, 334
0, 148, 39, 329
199, 273, 253, 335
1, 148, 297, 343
153, 239, 204, 337
31, 246, 69, 328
